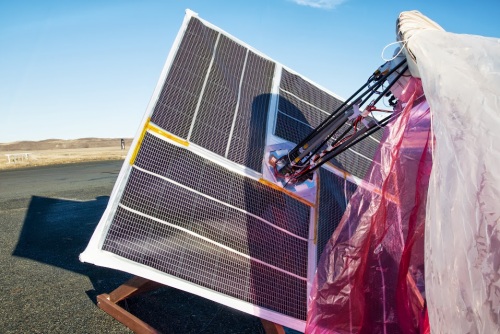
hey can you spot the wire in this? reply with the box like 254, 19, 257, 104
381, 41, 407, 62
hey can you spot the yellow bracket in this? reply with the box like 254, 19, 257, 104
130, 120, 189, 165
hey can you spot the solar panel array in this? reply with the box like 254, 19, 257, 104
81, 11, 383, 331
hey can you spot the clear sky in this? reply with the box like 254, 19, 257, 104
1, 0, 499, 143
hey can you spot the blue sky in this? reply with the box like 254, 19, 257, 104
1, 0, 499, 143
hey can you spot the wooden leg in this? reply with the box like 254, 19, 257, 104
98, 293, 159, 334
261, 319, 286, 334
108, 276, 162, 303
97, 276, 162, 334
98, 276, 288, 334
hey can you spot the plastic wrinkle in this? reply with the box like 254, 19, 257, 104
412, 30, 500, 333
306, 77, 432, 334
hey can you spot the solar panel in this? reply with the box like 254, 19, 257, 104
81, 10, 382, 332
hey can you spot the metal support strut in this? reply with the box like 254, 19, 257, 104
271, 57, 409, 186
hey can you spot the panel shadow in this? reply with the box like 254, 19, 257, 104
12, 195, 131, 295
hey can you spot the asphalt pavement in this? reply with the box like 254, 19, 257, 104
0, 161, 270, 333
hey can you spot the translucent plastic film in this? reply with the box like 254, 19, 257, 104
411, 30, 500, 333
306, 78, 432, 334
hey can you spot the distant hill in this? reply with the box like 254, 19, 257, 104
0, 138, 133, 152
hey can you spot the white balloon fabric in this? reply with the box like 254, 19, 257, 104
412, 29, 500, 333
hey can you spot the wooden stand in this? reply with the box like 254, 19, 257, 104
97, 276, 286, 334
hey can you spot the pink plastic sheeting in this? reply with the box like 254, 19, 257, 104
306, 78, 432, 334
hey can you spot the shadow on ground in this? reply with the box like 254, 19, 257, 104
11, 195, 268, 333
12, 196, 129, 295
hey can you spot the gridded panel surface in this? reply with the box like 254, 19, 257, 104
226, 52, 275, 172
102, 207, 307, 319
330, 148, 375, 180
280, 69, 343, 113
190, 34, 246, 155
278, 91, 329, 128
316, 168, 357, 262
274, 111, 314, 145
151, 18, 218, 138
135, 133, 310, 239
120, 167, 308, 277
103, 128, 312, 320
369, 127, 384, 142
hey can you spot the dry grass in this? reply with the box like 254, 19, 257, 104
0, 138, 133, 170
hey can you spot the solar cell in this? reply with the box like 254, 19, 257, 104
119, 166, 308, 277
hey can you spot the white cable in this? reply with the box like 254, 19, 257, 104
381, 41, 407, 62
382, 11, 444, 63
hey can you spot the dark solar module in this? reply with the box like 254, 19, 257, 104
151, 18, 219, 138
150, 17, 275, 173
103, 206, 307, 320
280, 69, 343, 113
316, 168, 357, 262
278, 91, 329, 128
226, 52, 275, 172
369, 126, 384, 142
190, 34, 247, 155
120, 168, 308, 277
274, 112, 314, 145
134, 133, 311, 239
331, 150, 373, 180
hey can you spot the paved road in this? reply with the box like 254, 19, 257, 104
0, 161, 268, 334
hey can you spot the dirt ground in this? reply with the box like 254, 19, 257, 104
0, 138, 133, 170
